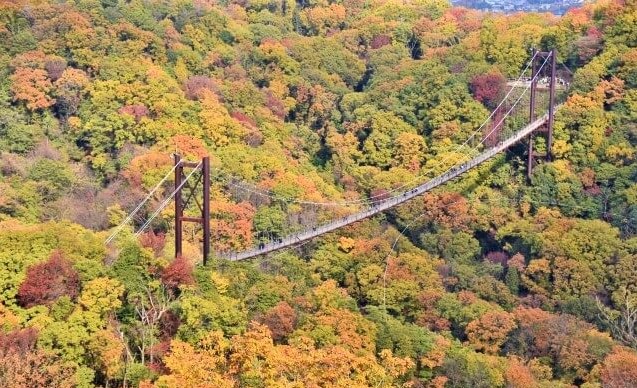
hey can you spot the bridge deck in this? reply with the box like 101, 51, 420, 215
220, 113, 550, 261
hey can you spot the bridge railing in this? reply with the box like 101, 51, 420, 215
221, 112, 552, 261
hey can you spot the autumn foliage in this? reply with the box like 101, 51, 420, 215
0, 328, 75, 387
10, 68, 55, 111
139, 231, 166, 257
466, 311, 517, 354
160, 256, 194, 289
470, 71, 507, 109
17, 250, 79, 308
259, 301, 297, 342
599, 348, 637, 387
0, 0, 637, 387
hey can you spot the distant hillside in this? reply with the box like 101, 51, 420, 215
452, 0, 584, 14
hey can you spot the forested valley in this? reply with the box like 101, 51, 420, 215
1, 0, 637, 386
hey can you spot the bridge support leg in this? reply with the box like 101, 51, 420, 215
173, 155, 211, 264
202, 157, 211, 265
528, 48, 537, 180
546, 49, 557, 162
527, 48, 557, 178
174, 154, 183, 258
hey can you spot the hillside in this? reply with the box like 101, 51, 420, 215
1, 0, 637, 386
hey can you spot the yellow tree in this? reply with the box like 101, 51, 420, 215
10, 68, 55, 111
228, 323, 286, 386
199, 91, 247, 148
156, 332, 234, 388
466, 311, 517, 354
87, 329, 126, 384
393, 132, 426, 171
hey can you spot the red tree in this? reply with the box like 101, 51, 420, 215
600, 348, 637, 387
139, 231, 166, 257
370, 34, 391, 49
260, 301, 297, 342
183, 76, 219, 100
44, 58, 66, 81
0, 328, 75, 387
0, 328, 38, 356
485, 251, 508, 266
158, 310, 181, 341
575, 27, 602, 63
149, 310, 182, 374
264, 90, 286, 119
118, 104, 150, 122
230, 111, 257, 128
160, 256, 194, 290
470, 71, 507, 109
421, 192, 473, 231
17, 251, 80, 308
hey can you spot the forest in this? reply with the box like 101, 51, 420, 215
0, 0, 637, 386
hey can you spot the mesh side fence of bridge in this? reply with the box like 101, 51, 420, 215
216, 54, 554, 261
221, 113, 552, 261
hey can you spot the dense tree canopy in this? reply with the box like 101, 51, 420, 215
1, 0, 637, 386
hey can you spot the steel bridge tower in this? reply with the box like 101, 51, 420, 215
173, 155, 211, 265
527, 48, 558, 178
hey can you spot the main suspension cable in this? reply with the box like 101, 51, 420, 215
106, 161, 181, 244
135, 161, 202, 237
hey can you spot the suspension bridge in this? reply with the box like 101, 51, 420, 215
106, 49, 564, 264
